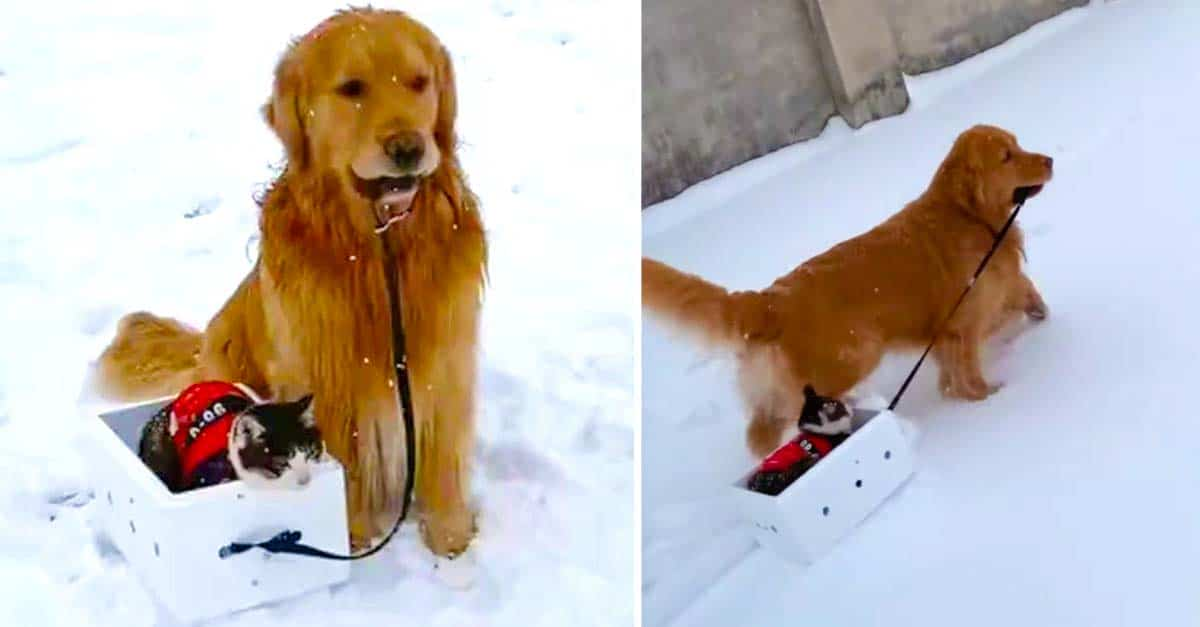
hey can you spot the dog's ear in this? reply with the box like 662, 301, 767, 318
937, 137, 989, 214
433, 44, 458, 155
264, 55, 309, 168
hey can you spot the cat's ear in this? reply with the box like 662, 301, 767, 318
292, 394, 314, 413
293, 394, 315, 426
232, 413, 267, 446
804, 384, 817, 399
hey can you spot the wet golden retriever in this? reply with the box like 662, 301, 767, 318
94, 9, 486, 556
643, 125, 1053, 456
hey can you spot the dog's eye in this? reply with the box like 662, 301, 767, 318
1001, 150, 1012, 162
336, 79, 366, 98
407, 74, 429, 93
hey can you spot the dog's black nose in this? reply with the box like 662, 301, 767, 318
384, 131, 424, 170
1044, 156, 1054, 170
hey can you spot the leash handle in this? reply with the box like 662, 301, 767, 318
218, 524, 399, 561
888, 199, 1027, 411
219, 233, 418, 562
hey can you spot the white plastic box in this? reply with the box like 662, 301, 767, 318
731, 409, 916, 565
87, 400, 351, 624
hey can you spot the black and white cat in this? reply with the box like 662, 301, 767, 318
137, 381, 325, 493
797, 384, 855, 437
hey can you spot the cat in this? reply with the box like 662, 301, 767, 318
747, 385, 857, 495
796, 384, 854, 437
137, 381, 325, 493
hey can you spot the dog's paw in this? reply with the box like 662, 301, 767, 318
945, 387, 986, 401
349, 532, 372, 552
945, 377, 998, 401
421, 509, 477, 558
938, 370, 954, 395
1025, 296, 1049, 321
349, 514, 379, 552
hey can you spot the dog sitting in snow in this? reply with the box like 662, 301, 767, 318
643, 125, 1053, 456
93, 9, 486, 555
138, 381, 324, 492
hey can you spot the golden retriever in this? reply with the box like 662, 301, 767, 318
94, 8, 486, 556
643, 125, 1053, 457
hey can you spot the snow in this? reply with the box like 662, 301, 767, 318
642, 2, 1200, 626
0, 1, 636, 625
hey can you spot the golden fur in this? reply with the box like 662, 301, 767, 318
643, 125, 1052, 457
94, 9, 486, 556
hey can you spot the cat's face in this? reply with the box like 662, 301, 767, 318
228, 395, 325, 489
798, 385, 854, 435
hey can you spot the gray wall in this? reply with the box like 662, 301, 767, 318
642, 1, 835, 209
642, 0, 1087, 207
885, 0, 1087, 73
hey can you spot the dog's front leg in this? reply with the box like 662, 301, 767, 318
308, 376, 405, 549
416, 361, 477, 557
934, 326, 996, 401
1019, 272, 1049, 321
746, 406, 788, 458
259, 262, 406, 549
415, 337, 478, 557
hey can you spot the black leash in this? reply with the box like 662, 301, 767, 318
887, 195, 1030, 412
219, 233, 417, 561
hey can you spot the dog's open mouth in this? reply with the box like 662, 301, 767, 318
1013, 185, 1043, 203
351, 173, 423, 230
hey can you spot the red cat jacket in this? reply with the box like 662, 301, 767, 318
168, 382, 254, 486
758, 432, 837, 473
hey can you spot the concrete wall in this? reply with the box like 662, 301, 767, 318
642, 0, 1087, 207
642, 0, 835, 208
885, 0, 1087, 74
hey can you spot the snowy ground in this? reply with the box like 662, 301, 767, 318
0, 1, 637, 625
643, 2, 1200, 625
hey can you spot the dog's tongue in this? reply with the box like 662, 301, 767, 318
373, 181, 417, 228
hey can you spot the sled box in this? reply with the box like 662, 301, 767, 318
731, 409, 916, 565
87, 400, 350, 624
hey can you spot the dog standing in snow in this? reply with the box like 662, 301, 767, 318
643, 125, 1052, 456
